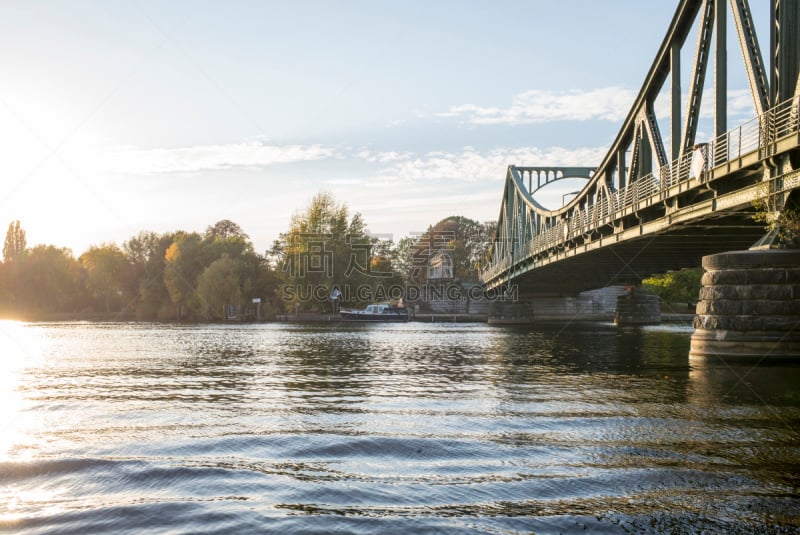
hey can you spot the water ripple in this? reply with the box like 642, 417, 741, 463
1, 322, 798, 533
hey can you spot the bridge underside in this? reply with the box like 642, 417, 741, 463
507, 208, 763, 296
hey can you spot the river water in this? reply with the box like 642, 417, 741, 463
0, 320, 798, 534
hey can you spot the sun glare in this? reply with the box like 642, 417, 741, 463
0, 321, 45, 462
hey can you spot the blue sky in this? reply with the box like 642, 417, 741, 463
0, 1, 768, 256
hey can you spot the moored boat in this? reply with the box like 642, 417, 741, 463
340, 302, 410, 322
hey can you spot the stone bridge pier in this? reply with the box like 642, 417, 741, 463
690, 249, 800, 359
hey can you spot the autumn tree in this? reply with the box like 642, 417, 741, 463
3, 220, 27, 263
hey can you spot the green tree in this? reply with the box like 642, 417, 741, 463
3, 220, 26, 263
205, 219, 249, 241
80, 244, 129, 313
274, 192, 375, 310
123, 231, 161, 265
0, 221, 280, 322
202, 230, 253, 267
16, 245, 84, 313
201, 221, 278, 319
643, 267, 703, 307
163, 232, 204, 321
195, 254, 243, 319
398, 216, 496, 282
391, 236, 418, 283
240, 249, 281, 318
124, 231, 174, 320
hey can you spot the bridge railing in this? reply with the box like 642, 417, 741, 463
483, 97, 800, 283
712, 112, 759, 166
768, 96, 800, 142
711, 97, 798, 166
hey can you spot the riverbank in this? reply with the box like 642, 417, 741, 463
3, 309, 695, 325
275, 313, 490, 323
0, 311, 138, 322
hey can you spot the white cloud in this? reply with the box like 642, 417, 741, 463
86, 137, 606, 189
356, 149, 413, 164
364, 146, 607, 183
97, 140, 342, 175
441, 86, 757, 127
439, 87, 639, 125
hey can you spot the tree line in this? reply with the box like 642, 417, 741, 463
0, 192, 497, 321
0, 218, 280, 321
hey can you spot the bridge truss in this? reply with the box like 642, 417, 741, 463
483, 0, 800, 294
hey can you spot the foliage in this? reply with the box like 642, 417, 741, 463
81, 244, 129, 313
194, 254, 243, 319
0, 207, 501, 320
124, 231, 172, 319
6, 245, 84, 314
642, 267, 703, 306
0, 219, 280, 321
391, 236, 418, 281
205, 219, 249, 241
163, 232, 204, 320
396, 216, 496, 283
3, 220, 26, 262
272, 192, 385, 310
161, 226, 274, 321
752, 188, 800, 246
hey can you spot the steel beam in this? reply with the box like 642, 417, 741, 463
671, 41, 682, 161
730, 0, 770, 116
592, 0, 703, 185
715, 0, 727, 137
772, 0, 800, 105
682, 0, 714, 155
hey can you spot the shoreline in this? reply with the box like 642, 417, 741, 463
1, 311, 696, 325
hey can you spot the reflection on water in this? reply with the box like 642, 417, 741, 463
0, 321, 798, 533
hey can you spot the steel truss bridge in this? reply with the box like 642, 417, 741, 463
482, 0, 800, 295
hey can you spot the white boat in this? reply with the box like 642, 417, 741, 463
340, 303, 410, 322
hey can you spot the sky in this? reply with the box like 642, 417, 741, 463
0, 1, 769, 257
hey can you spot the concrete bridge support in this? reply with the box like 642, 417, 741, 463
487, 297, 536, 325
690, 249, 800, 359
487, 286, 629, 324
614, 287, 661, 326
